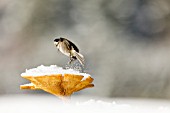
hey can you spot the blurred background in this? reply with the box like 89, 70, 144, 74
1, 0, 170, 99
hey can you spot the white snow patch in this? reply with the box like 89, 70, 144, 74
1, 95, 170, 113
21, 83, 34, 86
21, 65, 90, 80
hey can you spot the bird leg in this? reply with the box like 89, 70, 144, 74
68, 56, 74, 65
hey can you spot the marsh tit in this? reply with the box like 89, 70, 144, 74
54, 37, 85, 66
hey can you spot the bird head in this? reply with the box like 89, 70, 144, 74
54, 37, 63, 46
54, 38, 59, 46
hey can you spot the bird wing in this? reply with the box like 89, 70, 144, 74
63, 39, 71, 50
66, 39, 79, 52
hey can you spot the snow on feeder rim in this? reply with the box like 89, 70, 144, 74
21, 65, 90, 80
20, 65, 94, 100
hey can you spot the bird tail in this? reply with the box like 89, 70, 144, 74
74, 51, 85, 66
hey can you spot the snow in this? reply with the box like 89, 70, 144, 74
0, 95, 170, 113
21, 65, 90, 80
21, 83, 34, 86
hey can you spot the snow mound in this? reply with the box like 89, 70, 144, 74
0, 95, 170, 113
21, 65, 90, 80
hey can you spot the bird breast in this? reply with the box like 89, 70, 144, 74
58, 43, 70, 56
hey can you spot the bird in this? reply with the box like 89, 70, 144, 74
54, 37, 85, 66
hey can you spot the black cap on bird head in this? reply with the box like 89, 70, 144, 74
54, 37, 65, 42
54, 38, 60, 42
